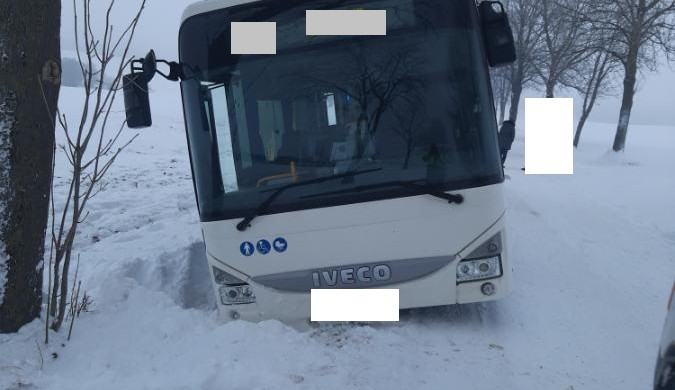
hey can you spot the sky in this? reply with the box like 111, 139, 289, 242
60, 0, 194, 59
60, 0, 675, 126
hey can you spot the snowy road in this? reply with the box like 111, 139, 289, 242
1, 86, 673, 390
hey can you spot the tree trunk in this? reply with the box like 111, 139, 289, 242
509, 82, 523, 122
574, 114, 589, 147
0, 0, 61, 333
498, 92, 507, 124
545, 80, 555, 98
613, 50, 638, 152
574, 51, 614, 148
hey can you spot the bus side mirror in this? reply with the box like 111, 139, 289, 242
123, 73, 152, 128
123, 50, 157, 128
479, 1, 516, 67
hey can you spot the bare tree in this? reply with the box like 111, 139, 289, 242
47, 0, 144, 332
303, 45, 423, 163
0, 0, 61, 333
581, 0, 675, 151
535, 0, 594, 98
504, 0, 543, 122
392, 98, 426, 169
569, 50, 619, 147
490, 65, 512, 123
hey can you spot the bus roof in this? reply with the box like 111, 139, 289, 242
182, 0, 258, 23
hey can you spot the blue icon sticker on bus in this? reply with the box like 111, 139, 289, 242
273, 237, 288, 253
240, 241, 255, 257
256, 239, 271, 255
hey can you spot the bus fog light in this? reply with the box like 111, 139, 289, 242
456, 256, 502, 283
219, 285, 256, 305
481, 282, 495, 296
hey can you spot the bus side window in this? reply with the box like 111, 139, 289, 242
325, 93, 337, 126
257, 100, 285, 161
231, 81, 253, 169
208, 85, 239, 193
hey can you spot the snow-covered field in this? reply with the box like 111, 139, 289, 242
1, 85, 673, 390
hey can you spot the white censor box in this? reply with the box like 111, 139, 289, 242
231, 22, 277, 54
311, 289, 399, 322
525, 98, 574, 175
306, 10, 387, 36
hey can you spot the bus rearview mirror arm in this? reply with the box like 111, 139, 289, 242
123, 50, 184, 129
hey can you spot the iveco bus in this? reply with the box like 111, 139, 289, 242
124, 0, 517, 322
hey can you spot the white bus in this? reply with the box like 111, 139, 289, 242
124, 0, 517, 323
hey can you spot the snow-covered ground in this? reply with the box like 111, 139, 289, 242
1, 85, 673, 390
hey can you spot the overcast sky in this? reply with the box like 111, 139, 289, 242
60, 0, 675, 126
61, 0, 194, 58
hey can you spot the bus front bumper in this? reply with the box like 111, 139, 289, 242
210, 254, 512, 324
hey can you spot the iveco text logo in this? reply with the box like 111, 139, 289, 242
312, 265, 392, 287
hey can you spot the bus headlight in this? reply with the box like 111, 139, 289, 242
213, 266, 256, 305
456, 256, 502, 283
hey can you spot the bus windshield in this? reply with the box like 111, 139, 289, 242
179, 0, 503, 222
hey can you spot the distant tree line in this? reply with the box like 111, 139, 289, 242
491, 0, 675, 151
61, 57, 115, 89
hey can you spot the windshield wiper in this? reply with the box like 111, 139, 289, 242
236, 168, 382, 231
300, 180, 464, 204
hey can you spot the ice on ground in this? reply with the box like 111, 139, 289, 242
0, 84, 673, 390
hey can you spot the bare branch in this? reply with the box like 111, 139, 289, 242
49, 0, 144, 332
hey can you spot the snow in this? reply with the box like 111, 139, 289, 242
0, 83, 674, 389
